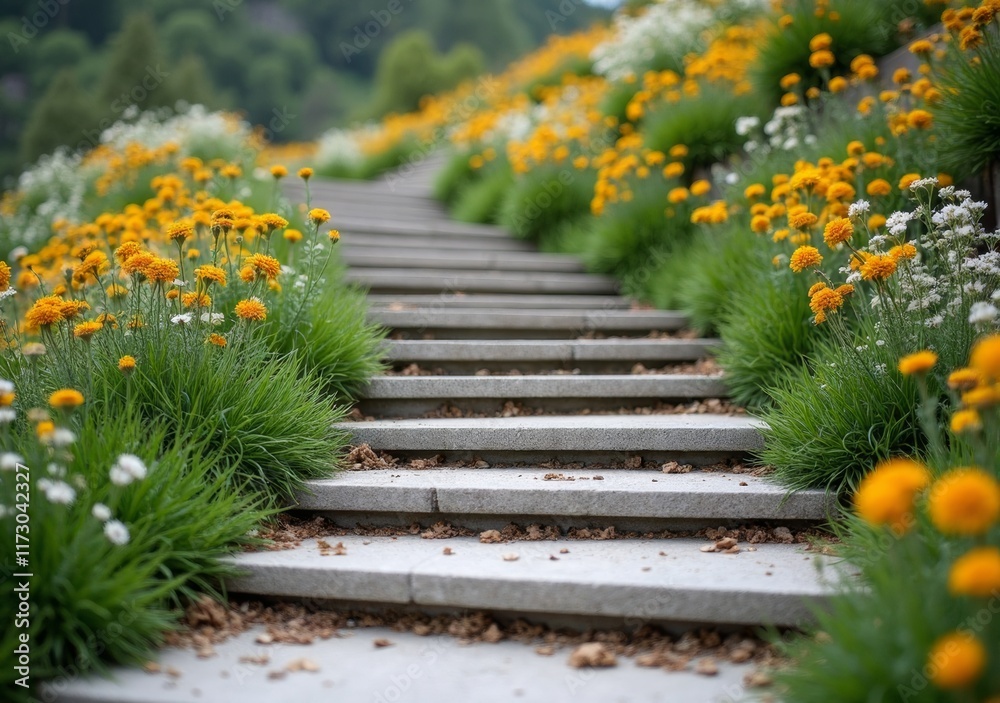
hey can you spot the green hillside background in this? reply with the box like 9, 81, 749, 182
0, 0, 609, 181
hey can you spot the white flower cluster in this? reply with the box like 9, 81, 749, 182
314, 127, 368, 172
100, 104, 251, 158
738, 106, 817, 156
590, 0, 765, 80
109, 454, 148, 487
877, 188, 1000, 331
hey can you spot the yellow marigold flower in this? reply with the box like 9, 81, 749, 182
36, 420, 54, 437
667, 187, 689, 203
690, 180, 711, 197
143, 257, 180, 284
750, 215, 770, 234
207, 333, 227, 348
854, 458, 931, 533
889, 243, 917, 261
781, 92, 799, 106
788, 211, 819, 230
828, 76, 847, 93
309, 208, 331, 225
938, 172, 953, 187
822, 217, 853, 247
893, 67, 912, 84
850, 54, 874, 73
898, 173, 921, 190
259, 213, 289, 231
949, 546, 1000, 597
948, 367, 983, 390
868, 213, 887, 229
284, 228, 303, 243
772, 229, 790, 243
863, 151, 886, 169
809, 287, 844, 320
929, 468, 1000, 535
73, 321, 102, 340
778, 13, 793, 28
239, 266, 256, 283
898, 350, 938, 376
860, 253, 897, 280
118, 355, 136, 374
950, 408, 982, 434
195, 265, 227, 288
779, 73, 801, 90
49, 388, 84, 410
166, 221, 194, 243
826, 181, 855, 201
962, 385, 1000, 408
0, 261, 10, 290
866, 179, 892, 197
970, 335, 1000, 381
114, 241, 142, 264
960, 26, 983, 51
182, 292, 211, 309
928, 633, 986, 689
165, 289, 179, 301
668, 144, 688, 158
806, 86, 821, 99
973, 4, 997, 27
298, 167, 313, 180
835, 284, 855, 297
187, 249, 200, 260
25, 296, 65, 329
744, 183, 766, 200
846, 140, 865, 156
211, 208, 236, 231
234, 297, 267, 322
61, 299, 90, 321
221, 164, 242, 179
572, 156, 590, 170
662, 162, 684, 178
909, 39, 934, 55
907, 109, 933, 130
270, 165, 288, 179
469, 155, 484, 170
789, 246, 823, 272
245, 254, 282, 280
809, 50, 835, 68
809, 32, 832, 51
329, 229, 341, 242
808, 282, 828, 296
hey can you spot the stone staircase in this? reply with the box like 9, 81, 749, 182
53, 159, 838, 703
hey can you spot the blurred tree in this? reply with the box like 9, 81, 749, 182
30, 29, 90, 91
20, 69, 97, 163
159, 9, 215, 61
164, 54, 216, 109
98, 14, 174, 116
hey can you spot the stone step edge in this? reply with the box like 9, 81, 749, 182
360, 375, 727, 400
225, 535, 835, 628
296, 468, 832, 522
382, 339, 721, 363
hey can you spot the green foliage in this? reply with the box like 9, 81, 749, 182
498, 165, 596, 245
934, 27, 1000, 177
0, 414, 267, 691
434, 150, 478, 205
760, 338, 922, 492
752, 0, 905, 103
583, 182, 695, 283
88, 334, 348, 504
19, 69, 98, 164
643, 88, 764, 173
600, 82, 639, 125
452, 164, 514, 223
716, 268, 818, 408
672, 222, 761, 336
365, 30, 484, 119
265, 276, 387, 400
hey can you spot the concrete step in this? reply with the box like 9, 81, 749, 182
347, 270, 618, 297
298, 468, 832, 531
333, 216, 512, 239
226, 535, 834, 628
339, 231, 534, 252
368, 294, 633, 310
49, 624, 759, 703
339, 414, 762, 465
384, 339, 719, 374
358, 374, 727, 415
342, 247, 586, 273
371, 308, 683, 339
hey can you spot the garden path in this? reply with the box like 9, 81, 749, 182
52, 158, 840, 703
